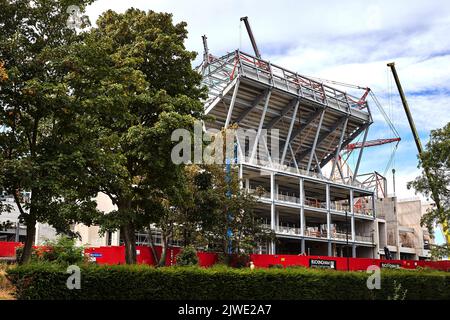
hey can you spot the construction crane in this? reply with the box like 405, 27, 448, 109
344, 137, 401, 153
240, 16, 261, 59
387, 62, 450, 244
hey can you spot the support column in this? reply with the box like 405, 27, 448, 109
351, 215, 355, 242
350, 189, 355, 242
327, 241, 332, 257
306, 110, 326, 172
238, 164, 243, 189
301, 238, 305, 254
352, 244, 357, 258
270, 172, 276, 254
224, 79, 240, 128
111, 231, 120, 246
300, 178, 305, 237
353, 127, 369, 181
326, 184, 331, 241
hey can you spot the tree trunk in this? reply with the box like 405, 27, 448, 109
121, 223, 137, 264
158, 234, 168, 267
19, 218, 36, 265
147, 228, 159, 265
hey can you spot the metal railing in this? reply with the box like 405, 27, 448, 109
355, 234, 374, 243
304, 198, 327, 209
277, 193, 301, 204
330, 202, 350, 212
354, 207, 374, 217
200, 50, 370, 116
276, 225, 301, 235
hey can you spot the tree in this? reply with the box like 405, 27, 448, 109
0, 61, 7, 82
408, 122, 450, 258
175, 163, 275, 255
65, 8, 205, 264
0, 0, 97, 264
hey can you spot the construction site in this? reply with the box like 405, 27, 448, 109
0, 16, 447, 262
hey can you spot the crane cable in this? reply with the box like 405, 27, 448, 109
301, 75, 402, 178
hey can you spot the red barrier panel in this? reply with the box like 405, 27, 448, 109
1, 241, 449, 271
0, 241, 21, 257
249, 253, 450, 271
198, 252, 218, 267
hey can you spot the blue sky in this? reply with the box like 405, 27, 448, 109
86, 0, 450, 204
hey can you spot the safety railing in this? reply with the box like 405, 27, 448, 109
200, 50, 369, 114
277, 193, 301, 204
276, 225, 301, 235
304, 198, 327, 209
355, 234, 374, 243
330, 202, 350, 212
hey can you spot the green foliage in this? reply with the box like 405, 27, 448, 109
178, 164, 275, 254
429, 243, 450, 260
175, 246, 198, 266
40, 237, 86, 265
0, 0, 99, 264
16, 236, 86, 265
60, 8, 206, 264
7, 264, 450, 300
408, 122, 450, 254
387, 280, 407, 300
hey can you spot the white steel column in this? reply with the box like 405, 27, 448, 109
280, 100, 300, 164
306, 110, 325, 172
270, 172, 276, 254
329, 117, 349, 179
300, 178, 305, 237
250, 90, 272, 164
326, 184, 331, 240
350, 189, 355, 242
239, 163, 243, 189
224, 78, 240, 128
353, 127, 369, 181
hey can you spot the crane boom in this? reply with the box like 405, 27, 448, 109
240, 16, 261, 59
387, 62, 449, 245
387, 63, 423, 153
344, 137, 401, 152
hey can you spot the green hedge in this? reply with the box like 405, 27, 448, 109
7, 263, 450, 300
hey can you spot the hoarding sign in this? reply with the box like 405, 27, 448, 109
380, 262, 401, 269
309, 259, 336, 269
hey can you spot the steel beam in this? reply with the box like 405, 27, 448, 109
297, 116, 347, 165
280, 99, 300, 165
287, 108, 323, 144
319, 122, 370, 168
205, 77, 239, 115
264, 98, 298, 129
236, 89, 268, 123
352, 126, 369, 181
329, 117, 349, 179
224, 78, 241, 127
249, 89, 272, 163
306, 110, 326, 172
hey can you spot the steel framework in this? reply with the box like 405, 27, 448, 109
199, 50, 373, 188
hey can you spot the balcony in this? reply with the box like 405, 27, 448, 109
304, 198, 327, 209
330, 201, 350, 212
355, 234, 374, 243
354, 207, 374, 217
276, 225, 301, 236
304, 227, 328, 239
277, 193, 300, 204
248, 187, 271, 199
331, 231, 350, 241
